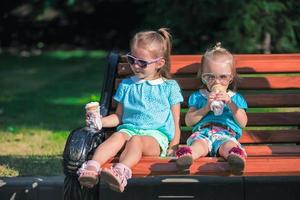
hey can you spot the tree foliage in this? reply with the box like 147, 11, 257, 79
143, 0, 300, 53
1, 0, 299, 53
224, 0, 300, 53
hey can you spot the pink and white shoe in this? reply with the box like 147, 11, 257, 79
77, 160, 101, 188
175, 146, 193, 172
101, 163, 132, 192
227, 147, 246, 174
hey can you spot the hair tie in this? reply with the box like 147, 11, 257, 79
213, 42, 222, 50
157, 30, 164, 38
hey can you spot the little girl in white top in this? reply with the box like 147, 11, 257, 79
176, 43, 248, 174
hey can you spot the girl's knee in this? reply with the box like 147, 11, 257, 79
191, 140, 209, 158
219, 140, 239, 157
127, 135, 142, 146
122, 136, 144, 154
111, 132, 128, 141
222, 140, 238, 149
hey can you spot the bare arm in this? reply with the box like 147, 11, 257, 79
185, 106, 210, 127
167, 103, 181, 155
185, 92, 217, 127
101, 103, 123, 127
226, 101, 248, 128
215, 92, 248, 128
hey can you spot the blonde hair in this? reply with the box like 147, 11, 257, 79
198, 42, 239, 91
130, 28, 172, 79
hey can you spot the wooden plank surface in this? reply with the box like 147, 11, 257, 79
174, 77, 300, 90
180, 130, 300, 144
247, 112, 300, 126
111, 93, 300, 109
179, 112, 300, 126
241, 130, 300, 143
118, 54, 300, 76
115, 76, 300, 90
242, 94, 300, 107
106, 110, 300, 126
118, 63, 300, 76
181, 93, 300, 108
102, 156, 300, 177
244, 145, 300, 156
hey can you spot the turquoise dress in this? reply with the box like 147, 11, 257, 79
114, 76, 184, 141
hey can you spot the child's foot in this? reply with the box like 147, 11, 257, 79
176, 146, 193, 172
101, 163, 132, 193
77, 160, 101, 188
227, 147, 246, 174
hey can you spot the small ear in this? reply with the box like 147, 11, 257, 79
156, 58, 165, 69
229, 75, 234, 84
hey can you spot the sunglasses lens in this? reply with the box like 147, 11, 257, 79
127, 56, 135, 65
127, 55, 148, 68
202, 74, 215, 82
137, 60, 148, 68
126, 54, 157, 69
202, 73, 232, 84
219, 74, 232, 82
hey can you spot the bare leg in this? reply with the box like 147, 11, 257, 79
218, 140, 238, 159
219, 140, 245, 173
119, 135, 161, 168
92, 132, 130, 166
78, 132, 130, 187
100, 135, 160, 192
189, 139, 209, 159
176, 139, 209, 171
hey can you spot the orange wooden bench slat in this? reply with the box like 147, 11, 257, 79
243, 94, 300, 107
115, 76, 300, 90
118, 54, 300, 75
247, 112, 300, 126
181, 93, 300, 108
169, 54, 300, 61
170, 61, 300, 74
240, 130, 300, 143
173, 145, 300, 156
118, 63, 300, 76
239, 77, 300, 90
111, 93, 300, 109
180, 130, 300, 144
175, 77, 300, 90
102, 156, 300, 177
179, 112, 300, 126
244, 145, 300, 156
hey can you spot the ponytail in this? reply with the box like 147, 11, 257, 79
157, 28, 172, 79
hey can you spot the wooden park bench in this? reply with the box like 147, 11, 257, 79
63, 52, 300, 200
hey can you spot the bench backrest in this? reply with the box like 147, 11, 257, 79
107, 53, 300, 154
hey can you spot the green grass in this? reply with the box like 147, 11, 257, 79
0, 50, 107, 176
